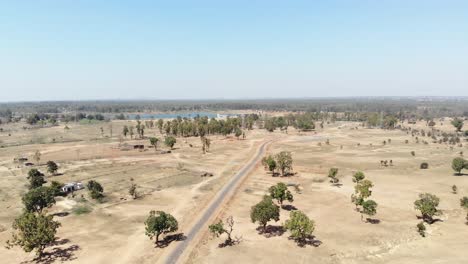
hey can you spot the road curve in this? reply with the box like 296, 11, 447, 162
164, 140, 271, 264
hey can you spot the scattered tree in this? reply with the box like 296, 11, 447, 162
27, 169, 46, 189
360, 200, 378, 222
46, 161, 58, 175
164, 136, 177, 149
250, 195, 280, 232
263, 155, 277, 174
352, 171, 365, 183
414, 193, 441, 224
328, 168, 339, 185
33, 150, 41, 164
6, 212, 61, 257
149, 137, 159, 151
268, 182, 294, 207
275, 151, 293, 176
22, 187, 56, 213
129, 182, 138, 199
144, 210, 178, 243
209, 216, 236, 246
87, 180, 104, 200
452, 157, 466, 175
284, 210, 315, 243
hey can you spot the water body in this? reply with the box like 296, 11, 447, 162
126, 112, 230, 120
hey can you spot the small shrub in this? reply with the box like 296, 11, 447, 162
420, 162, 429, 169
417, 222, 426, 237
411, 151, 415, 156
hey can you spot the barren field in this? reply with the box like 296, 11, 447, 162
0, 119, 467, 264
190, 121, 468, 264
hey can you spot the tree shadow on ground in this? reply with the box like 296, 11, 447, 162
288, 235, 322, 248
218, 236, 243, 248
52, 212, 70, 217
332, 183, 343, 188
256, 225, 285, 238
22, 239, 80, 264
155, 233, 186, 248
453, 173, 468, 177
416, 216, 443, 224
282, 204, 297, 211
366, 218, 381, 224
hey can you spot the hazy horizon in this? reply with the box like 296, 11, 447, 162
1, 1, 467, 101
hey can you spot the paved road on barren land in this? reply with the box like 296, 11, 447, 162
165, 140, 271, 264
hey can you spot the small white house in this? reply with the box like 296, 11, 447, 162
61, 182, 84, 193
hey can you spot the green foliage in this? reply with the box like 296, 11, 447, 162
87, 180, 104, 200
417, 222, 426, 237
6, 212, 61, 256
208, 216, 235, 245
451, 118, 464, 132
361, 200, 378, 221
414, 193, 441, 223
352, 171, 365, 183
284, 210, 315, 241
122, 125, 129, 137
149, 137, 159, 150
250, 196, 280, 231
328, 168, 339, 184
46, 161, 58, 175
452, 157, 466, 174
263, 155, 277, 174
49, 181, 64, 197
268, 182, 294, 206
144, 210, 178, 243
27, 169, 46, 189
275, 151, 293, 176
164, 136, 177, 149
355, 180, 373, 200
22, 186, 56, 213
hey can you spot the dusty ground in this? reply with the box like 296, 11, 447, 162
0, 120, 268, 263
0, 119, 467, 264
190, 120, 468, 264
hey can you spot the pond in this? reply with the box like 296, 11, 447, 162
125, 112, 233, 120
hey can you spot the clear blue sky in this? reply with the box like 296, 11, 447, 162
1, 0, 467, 101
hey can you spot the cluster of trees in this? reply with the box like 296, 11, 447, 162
263, 113, 315, 132
261, 151, 293, 176
249, 183, 316, 245
6, 168, 64, 257
350, 172, 378, 222
157, 116, 247, 138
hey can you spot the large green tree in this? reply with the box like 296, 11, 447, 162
361, 200, 378, 222
6, 212, 61, 257
22, 186, 56, 213
250, 196, 280, 232
149, 137, 159, 151
144, 210, 178, 243
284, 210, 315, 243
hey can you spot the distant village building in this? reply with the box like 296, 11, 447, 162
61, 182, 84, 193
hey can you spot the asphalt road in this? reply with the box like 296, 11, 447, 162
164, 140, 271, 264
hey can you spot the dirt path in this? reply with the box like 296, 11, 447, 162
164, 140, 272, 264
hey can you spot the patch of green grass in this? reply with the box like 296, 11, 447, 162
72, 204, 93, 215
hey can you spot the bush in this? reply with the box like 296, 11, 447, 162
417, 222, 426, 237
420, 162, 429, 169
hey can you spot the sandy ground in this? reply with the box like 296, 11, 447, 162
190, 121, 468, 264
0, 119, 467, 264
